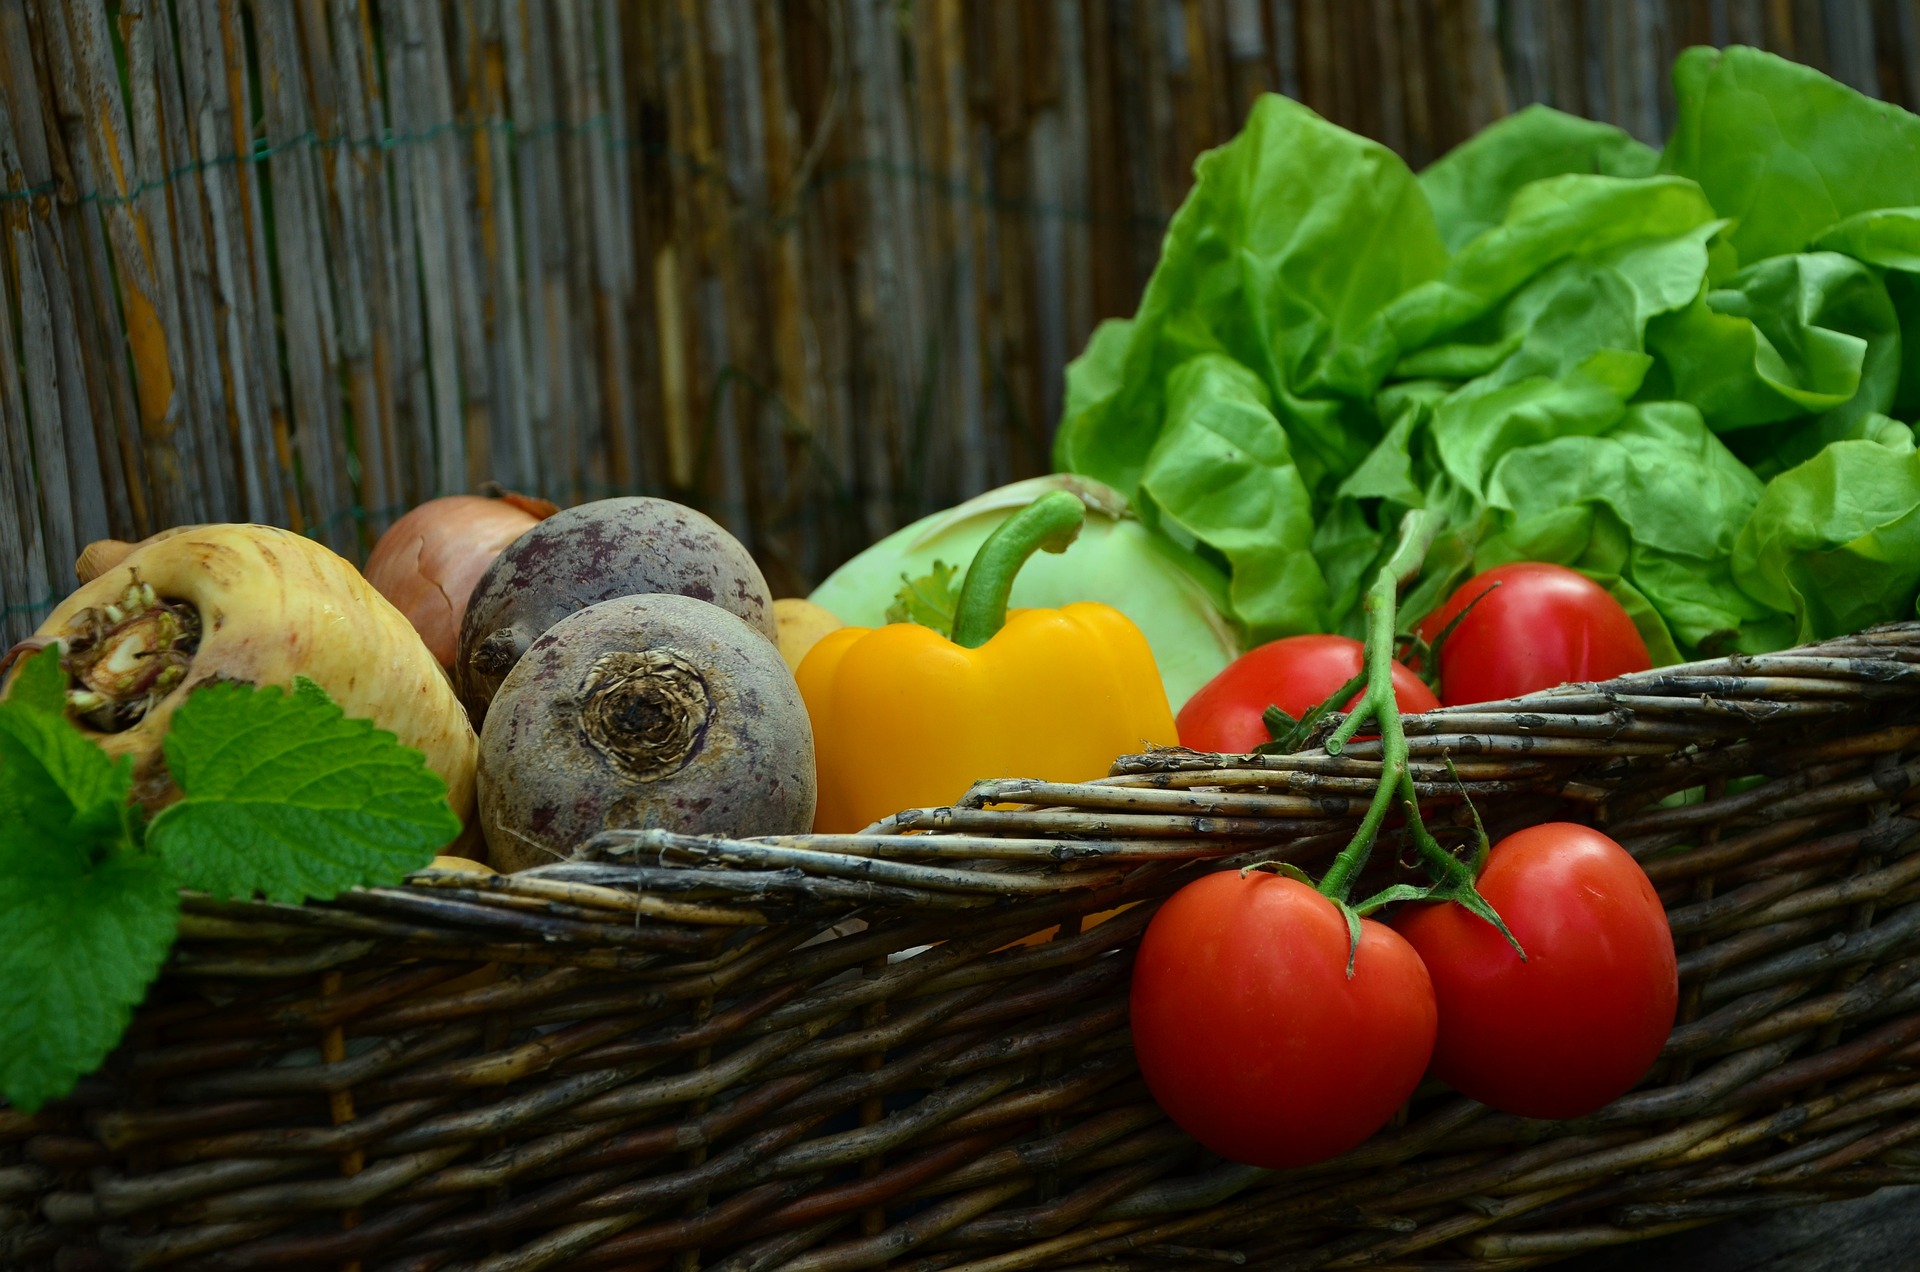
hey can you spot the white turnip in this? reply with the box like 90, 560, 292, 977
9, 525, 477, 818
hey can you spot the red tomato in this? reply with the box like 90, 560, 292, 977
1393, 823, 1677, 1120
1416, 563, 1650, 707
1130, 871, 1437, 1168
1177, 635, 1440, 753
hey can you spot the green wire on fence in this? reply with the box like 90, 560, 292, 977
0, 115, 1167, 230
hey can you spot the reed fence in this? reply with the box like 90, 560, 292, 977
3, 0, 1918, 645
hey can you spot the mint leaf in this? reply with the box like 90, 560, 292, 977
146, 679, 459, 902
0, 646, 164, 1110
0, 835, 179, 1111
5, 643, 69, 714
291, 675, 332, 708
885, 561, 963, 637
0, 649, 132, 847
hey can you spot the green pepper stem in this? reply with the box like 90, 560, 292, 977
950, 491, 1087, 648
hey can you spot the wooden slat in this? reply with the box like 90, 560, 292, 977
0, 119, 51, 640
588, 0, 641, 501
304, 0, 392, 543
34, 10, 142, 547
52, 0, 156, 545
222, 0, 302, 528
470, 0, 537, 496
413, 0, 491, 496
250, 0, 351, 553
901, 0, 946, 534
391, 0, 467, 505
123, 0, 231, 526
751, 0, 815, 591
174, 0, 269, 522
66, 113, 150, 542
0, 16, 76, 597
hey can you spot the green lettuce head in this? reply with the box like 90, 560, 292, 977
1051, 49, 1920, 661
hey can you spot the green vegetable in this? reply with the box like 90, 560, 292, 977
1147, 356, 1324, 638
0, 837, 179, 1113
0, 648, 459, 1110
809, 474, 1240, 708
1055, 93, 1447, 507
1734, 427, 1920, 643
1650, 253, 1901, 449
1659, 45, 1920, 264
1419, 105, 1659, 252
0, 650, 174, 1112
1817, 210, 1920, 418
883, 561, 962, 637
0, 647, 140, 844
1054, 46, 1920, 659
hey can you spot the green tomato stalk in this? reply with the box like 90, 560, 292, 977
1277, 509, 1524, 973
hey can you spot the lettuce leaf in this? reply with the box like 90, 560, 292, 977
1735, 427, 1920, 643
1815, 208, 1920, 420
1661, 45, 1920, 263
1418, 106, 1660, 252
1386, 175, 1718, 355
1138, 356, 1327, 640
1482, 403, 1778, 655
1649, 252, 1900, 439
1055, 94, 1446, 504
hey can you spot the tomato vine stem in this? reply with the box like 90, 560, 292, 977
1311, 510, 1525, 972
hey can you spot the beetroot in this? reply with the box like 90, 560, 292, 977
477, 594, 814, 871
456, 497, 775, 721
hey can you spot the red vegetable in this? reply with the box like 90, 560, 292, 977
1393, 823, 1677, 1120
1130, 870, 1438, 1168
1176, 634, 1438, 753
1416, 562, 1650, 706
363, 491, 556, 668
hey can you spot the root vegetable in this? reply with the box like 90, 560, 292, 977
427, 855, 497, 877
773, 598, 845, 672
457, 497, 776, 722
75, 527, 199, 583
363, 491, 556, 667
10, 525, 477, 817
478, 594, 814, 872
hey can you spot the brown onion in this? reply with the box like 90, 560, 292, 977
364, 491, 557, 667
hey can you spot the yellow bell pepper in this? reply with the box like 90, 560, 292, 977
797, 491, 1178, 832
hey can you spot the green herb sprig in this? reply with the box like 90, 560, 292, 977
884, 560, 965, 638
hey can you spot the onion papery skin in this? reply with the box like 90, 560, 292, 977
364, 495, 549, 667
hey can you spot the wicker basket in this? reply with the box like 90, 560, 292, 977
8, 624, 1920, 1271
